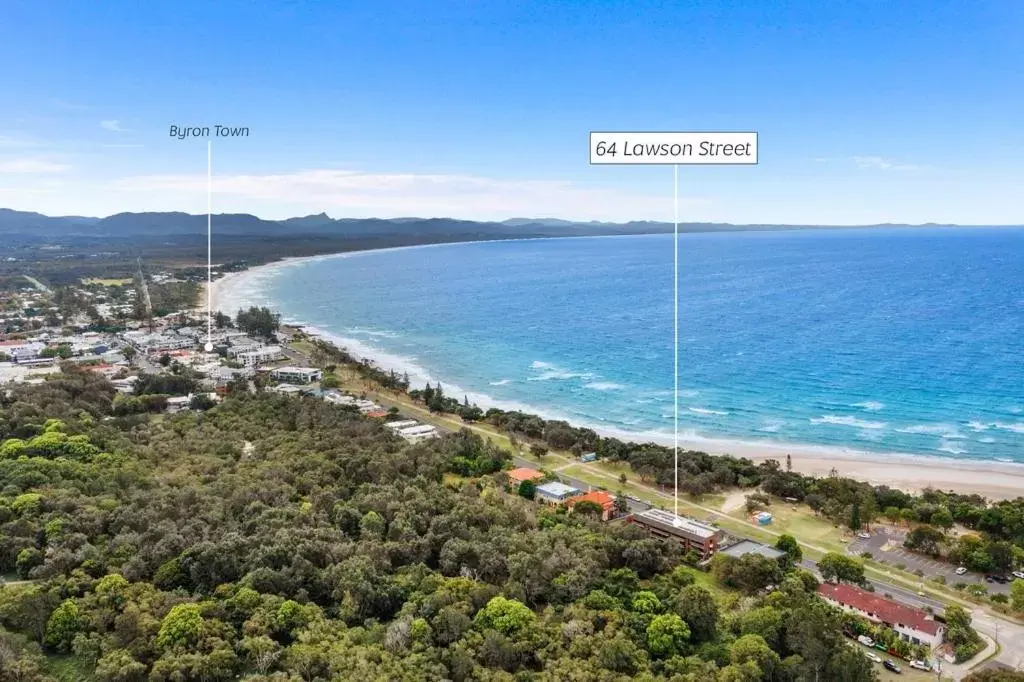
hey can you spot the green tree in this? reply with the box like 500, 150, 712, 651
818, 552, 865, 585
156, 603, 204, 650
775, 534, 802, 569
646, 613, 690, 658
43, 599, 82, 652
1012, 579, 1024, 612
474, 596, 535, 636
731, 633, 780, 678
676, 584, 719, 643
518, 479, 537, 500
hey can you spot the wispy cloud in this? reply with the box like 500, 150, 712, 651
101, 119, 132, 132
0, 158, 72, 173
851, 156, 926, 172
112, 168, 711, 221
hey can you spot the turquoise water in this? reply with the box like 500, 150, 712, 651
226, 228, 1024, 463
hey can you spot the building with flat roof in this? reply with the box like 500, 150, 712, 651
628, 509, 723, 557
397, 424, 439, 443
817, 583, 945, 649
269, 366, 322, 384
535, 481, 581, 504
719, 539, 786, 561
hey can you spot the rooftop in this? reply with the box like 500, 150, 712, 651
633, 509, 720, 540
569, 490, 616, 510
506, 467, 545, 483
536, 481, 580, 498
720, 539, 786, 560
817, 583, 942, 636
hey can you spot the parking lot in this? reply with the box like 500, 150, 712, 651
847, 526, 1013, 596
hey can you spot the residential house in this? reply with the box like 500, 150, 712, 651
817, 582, 945, 649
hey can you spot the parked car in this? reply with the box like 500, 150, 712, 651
857, 635, 874, 647
909, 660, 930, 671
856, 531, 871, 539
1013, 571, 1024, 580
866, 652, 882, 663
884, 660, 902, 673
955, 566, 968, 575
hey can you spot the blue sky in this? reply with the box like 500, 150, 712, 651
0, 0, 1021, 223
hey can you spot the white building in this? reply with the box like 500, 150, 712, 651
386, 420, 418, 430
236, 345, 284, 367
270, 366, 323, 384
397, 424, 439, 443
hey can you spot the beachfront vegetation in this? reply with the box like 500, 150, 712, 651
235, 306, 281, 340
0, 366, 883, 680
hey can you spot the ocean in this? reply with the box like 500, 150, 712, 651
218, 227, 1024, 464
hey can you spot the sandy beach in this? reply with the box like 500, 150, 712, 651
207, 253, 1024, 502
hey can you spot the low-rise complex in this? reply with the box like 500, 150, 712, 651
627, 509, 723, 558
269, 366, 323, 384
535, 481, 582, 504
817, 582, 945, 649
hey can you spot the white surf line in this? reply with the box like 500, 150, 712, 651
673, 164, 679, 519
205, 140, 213, 353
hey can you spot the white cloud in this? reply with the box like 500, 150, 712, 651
0, 158, 71, 173
100, 120, 132, 132
852, 156, 925, 172
112, 168, 710, 221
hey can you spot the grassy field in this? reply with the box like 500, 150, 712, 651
724, 501, 852, 555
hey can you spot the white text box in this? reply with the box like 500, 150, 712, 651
590, 131, 758, 165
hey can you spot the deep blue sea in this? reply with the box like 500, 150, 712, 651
222, 228, 1024, 463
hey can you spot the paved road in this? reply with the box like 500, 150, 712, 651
850, 528, 1013, 596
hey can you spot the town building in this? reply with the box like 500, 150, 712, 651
396, 424, 439, 443
505, 468, 546, 485
719, 539, 786, 561
269, 366, 323, 384
386, 420, 419, 431
817, 582, 945, 649
236, 345, 284, 366
567, 490, 617, 521
535, 481, 582, 504
627, 509, 723, 558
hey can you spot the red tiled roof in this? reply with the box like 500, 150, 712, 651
506, 467, 545, 483
569, 490, 616, 510
817, 583, 942, 636
365, 410, 390, 418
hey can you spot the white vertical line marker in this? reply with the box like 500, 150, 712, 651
206, 140, 213, 349
673, 164, 679, 519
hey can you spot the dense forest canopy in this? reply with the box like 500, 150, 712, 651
0, 367, 880, 681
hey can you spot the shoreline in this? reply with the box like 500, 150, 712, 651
206, 246, 1024, 501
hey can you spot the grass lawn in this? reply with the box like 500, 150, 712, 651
43, 654, 93, 681
726, 502, 851, 555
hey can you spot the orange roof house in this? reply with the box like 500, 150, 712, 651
568, 490, 617, 521
506, 467, 545, 484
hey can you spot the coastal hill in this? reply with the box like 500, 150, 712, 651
0, 207, 990, 240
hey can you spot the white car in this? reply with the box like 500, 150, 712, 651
865, 652, 882, 663
857, 532, 871, 539
955, 566, 968, 575
909, 660, 930, 671
857, 635, 874, 647
1012, 571, 1024, 580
